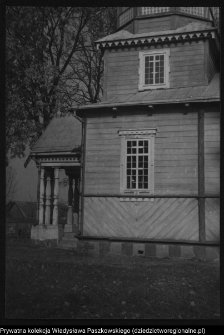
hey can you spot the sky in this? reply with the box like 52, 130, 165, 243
8, 147, 68, 203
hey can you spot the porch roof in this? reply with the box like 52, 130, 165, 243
77, 73, 220, 113
31, 116, 82, 154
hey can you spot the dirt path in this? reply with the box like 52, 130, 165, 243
5, 239, 220, 319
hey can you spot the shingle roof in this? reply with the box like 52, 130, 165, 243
6, 201, 36, 218
96, 22, 215, 43
32, 116, 82, 153
78, 73, 220, 112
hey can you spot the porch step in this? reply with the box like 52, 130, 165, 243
58, 237, 78, 250
62, 235, 77, 240
63, 232, 77, 238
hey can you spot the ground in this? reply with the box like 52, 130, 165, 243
5, 238, 220, 320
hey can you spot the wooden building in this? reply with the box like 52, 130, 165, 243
31, 7, 220, 260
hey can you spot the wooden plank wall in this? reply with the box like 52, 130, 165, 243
106, 41, 206, 101
83, 197, 199, 241
208, 43, 217, 83
204, 110, 220, 241
204, 111, 220, 194
84, 110, 200, 240
85, 111, 198, 195
138, 16, 171, 33
121, 22, 133, 33
176, 16, 213, 29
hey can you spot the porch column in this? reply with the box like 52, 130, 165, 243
73, 177, 79, 226
45, 169, 52, 225
39, 168, 45, 225
52, 168, 60, 225
67, 175, 73, 225
36, 164, 41, 221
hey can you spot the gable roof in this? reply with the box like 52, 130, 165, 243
32, 116, 82, 153
6, 201, 37, 218
77, 73, 219, 113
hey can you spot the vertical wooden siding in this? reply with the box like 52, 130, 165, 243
204, 111, 220, 242
106, 41, 205, 101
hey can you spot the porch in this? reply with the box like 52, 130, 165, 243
29, 114, 82, 247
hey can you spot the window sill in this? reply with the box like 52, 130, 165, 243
138, 85, 169, 91
120, 193, 155, 202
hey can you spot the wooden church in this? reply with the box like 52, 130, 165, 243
31, 7, 220, 260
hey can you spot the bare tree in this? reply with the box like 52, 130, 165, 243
6, 7, 117, 162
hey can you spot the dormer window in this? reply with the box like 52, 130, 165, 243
139, 49, 170, 90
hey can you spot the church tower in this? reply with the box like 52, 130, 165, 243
76, 6, 220, 256
116, 7, 219, 34
31, 7, 220, 260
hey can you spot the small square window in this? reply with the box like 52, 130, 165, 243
139, 49, 170, 90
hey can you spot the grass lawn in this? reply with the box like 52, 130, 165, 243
5, 238, 220, 320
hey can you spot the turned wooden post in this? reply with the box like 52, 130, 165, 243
39, 168, 45, 225
36, 164, 41, 221
67, 175, 74, 225
52, 168, 60, 225
45, 169, 51, 225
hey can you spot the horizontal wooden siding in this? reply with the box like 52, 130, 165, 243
83, 111, 200, 240
106, 41, 205, 101
138, 16, 171, 33
204, 111, 220, 242
85, 111, 198, 195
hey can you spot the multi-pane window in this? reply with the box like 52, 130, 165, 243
118, 129, 157, 200
126, 140, 149, 190
145, 54, 165, 85
139, 49, 170, 90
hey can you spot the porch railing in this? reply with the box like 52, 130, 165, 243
179, 7, 205, 18
141, 7, 170, 15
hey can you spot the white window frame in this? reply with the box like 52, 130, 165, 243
138, 49, 170, 91
118, 129, 157, 201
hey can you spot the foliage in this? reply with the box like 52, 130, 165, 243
6, 166, 19, 202
6, 7, 117, 159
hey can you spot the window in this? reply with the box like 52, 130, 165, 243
139, 49, 170, 90
118, 129, 157, 200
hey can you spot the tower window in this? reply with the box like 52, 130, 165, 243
139, 49, 170, 90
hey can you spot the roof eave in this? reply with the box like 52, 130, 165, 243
95, 28, 217, 48
30, 150, 81, 156
77, 98, 219, 114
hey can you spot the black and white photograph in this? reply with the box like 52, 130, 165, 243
5, 6, 220, 322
